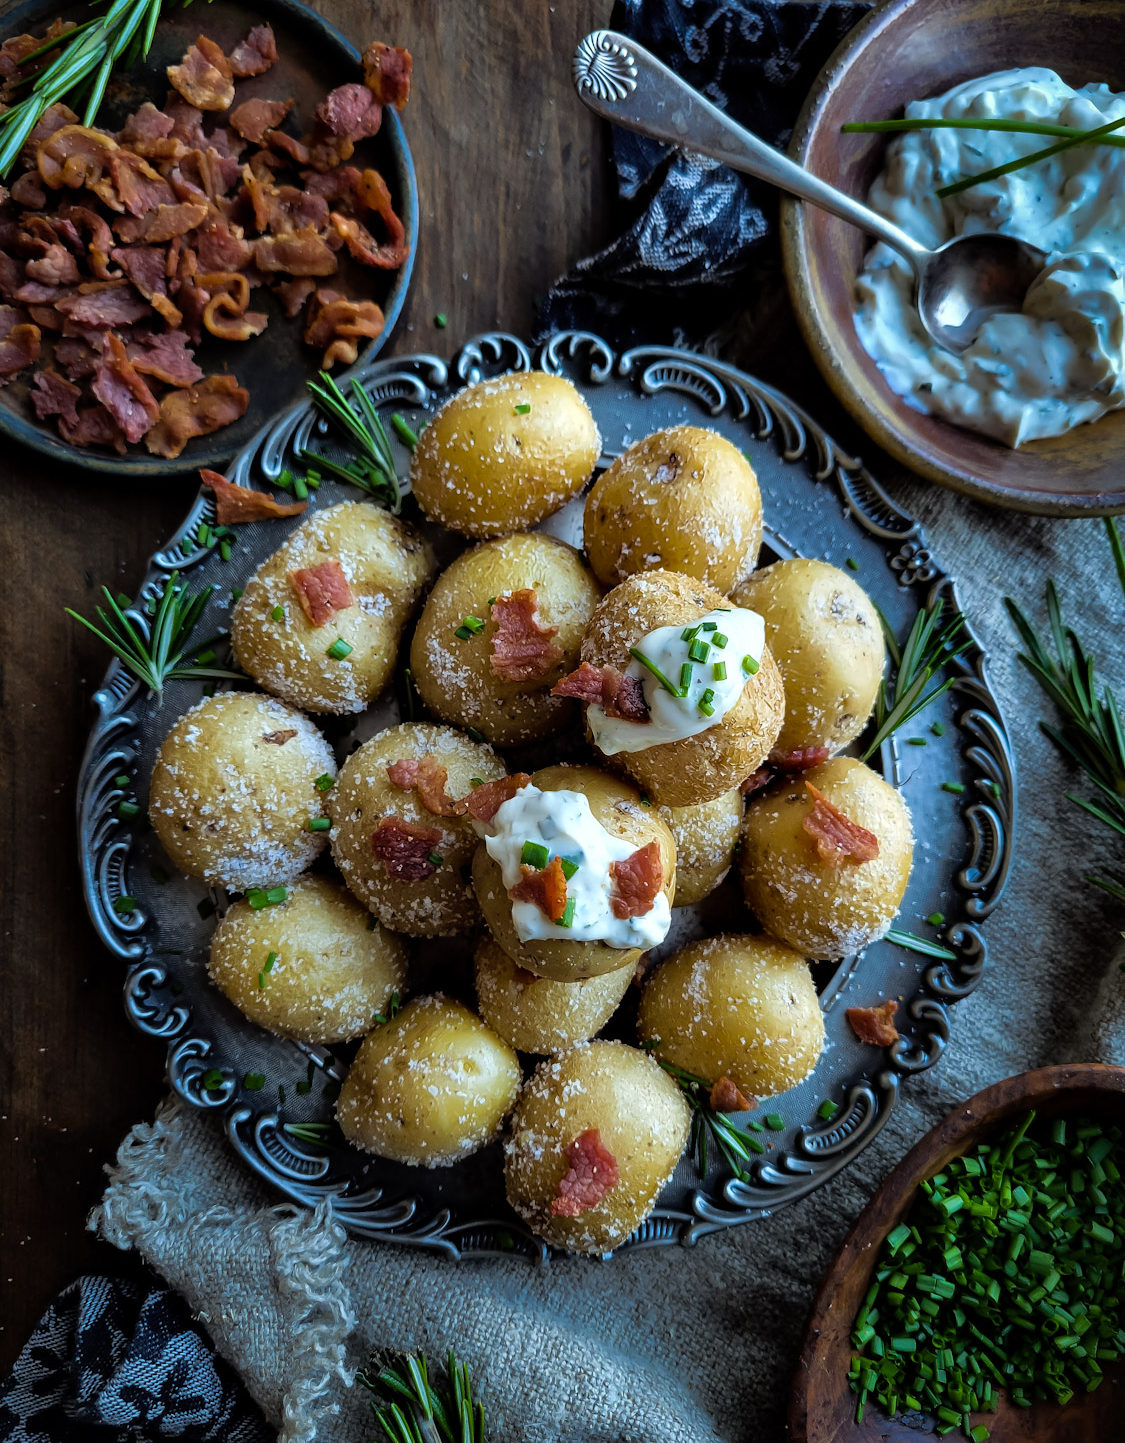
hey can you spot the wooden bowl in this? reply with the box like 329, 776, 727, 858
781, 0, 1125, 516
789, 1064, 1125, 1442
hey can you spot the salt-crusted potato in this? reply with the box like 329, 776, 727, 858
740, 756, 913, 959
409, 372, 600, 538
230, 501, 435, 715
337, 995, 521, 1166
732, 559, 884, 757
659, 788, 743, 907
504, 1040, 691, 1255
149, 692, 335, 890
637, 934, 824, 1100
472, 763, 676, 982
329, 722, 506, 936
207, 876, 406, 1044
474, 933, 633, 1054
583, 426, 762, 592
581, 570, 785, 808
410, 533, 601, 747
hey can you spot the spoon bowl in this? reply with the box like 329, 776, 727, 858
920, 233, 1047, 351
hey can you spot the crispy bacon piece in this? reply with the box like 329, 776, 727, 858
145, 375, 249, 459
59, 404, 125, 452
489, 589, 562, 683
168, 36, 235, 112
201, 469, 307, 525
91, 333, 160, 444
370, 816, 442, 882
118, 103, 179, 159
302, 287, 383, 367
30, 368, 81, 426
609, 841, 664, 920
362, 42, 412, 110
9, 172, 46, 209
0, 307, 40, 376
771, 746, 833, 772
741, 767, 772, 797
289, 558, 354, 626
37, 125, 116, 191
25, 243, 79, 286
328, 168, 407, 269
127, 331, 203, 388
228, 24, 278, 78
61, 205, 115, 277
275, 276, 316, 318
509, 853, 568, 923
802, 781, 880, 865
262, 728, 297, 745
230, 97, 292, 144
127, 202, 208, 244
464, 773, 532, 826
386, 756, 462, 818
253, 228, 338, 277
551, 662, 650, 722
709, 1076, 757, 1113
550, 1129, 619, 1218
99, 149, 176, 216
316, 83, 382, 141
56, 281, 151, 328
0, 252, 22, 301
847, 1000, 900, 1047
263, 129, 311, 167
200, 269, 267, 341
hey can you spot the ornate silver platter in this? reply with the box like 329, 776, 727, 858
78, 330, 1014, 1260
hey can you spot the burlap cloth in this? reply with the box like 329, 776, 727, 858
89, 473, 1125, 1443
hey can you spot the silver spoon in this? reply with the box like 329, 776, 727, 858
572, 30, 1046, 353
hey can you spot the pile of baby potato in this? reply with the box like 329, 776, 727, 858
146, 371, 914, 1254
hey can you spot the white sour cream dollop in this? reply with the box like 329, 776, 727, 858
588, 605, 765, 757
482, 783, 671, 948
854, 68, 1125, 446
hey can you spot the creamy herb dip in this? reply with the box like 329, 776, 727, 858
482, 783, 671, 948
588, 605, 765, 756
855, 68, 1125, 446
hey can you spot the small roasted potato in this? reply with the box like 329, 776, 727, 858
637, 934, 824, 1100
409, 372, 600, 538
208, 875, 406, 1043
337, 995, 521, 1166
474, 933, 633, 1053
504, 1040, 691, 1255
231, 501, 435, 714
329, 722, 506, 936
583, 426, 762, 592
733, 559, 884, 757
659, 788, 743, 907
410, 533, 601, 747
740, 756, 914, 959
581, 570, 785, 808
148, 691, 335, 890
472, 763, 676, 982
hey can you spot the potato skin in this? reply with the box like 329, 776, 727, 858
659, 788, 743, 907
410, 533, 601, 747
474, 933, 633, 1054
637, 934, 824, 1099
733, 559, 884, 757
337, 996, 521, 1167
231, 502, 435, 715
504, 1040, 691, 1255
409, 372, 600, 538
148, 691, 335, 890
329, 722, 507, 937
208, 876, 406, 1044
740, 756, 914, 959
581, 570, 785, 808
584, 426, 762, 592
473, 763, 676, 982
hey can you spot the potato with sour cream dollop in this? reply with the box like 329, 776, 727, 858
471, 763, 676, 982
574, 570, 785, 808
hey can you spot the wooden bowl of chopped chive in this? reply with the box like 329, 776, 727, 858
789, 1064, 1125, 1443
782, 0, 1125, 516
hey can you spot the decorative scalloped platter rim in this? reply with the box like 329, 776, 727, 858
77, 330, 1016, 1260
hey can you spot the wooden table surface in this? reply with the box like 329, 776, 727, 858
0, 0, 612, 1366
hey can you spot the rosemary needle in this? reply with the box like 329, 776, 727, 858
862, 599, 970, 760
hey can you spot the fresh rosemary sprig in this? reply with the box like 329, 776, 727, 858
641, 1043, 757, 1182
1005, 521, 1125, 903
357, 1350, 486, 1443
862, 598, 970, 761
66, 572, 240, 702
0, 0, 194, 180
303, 372, 403, 514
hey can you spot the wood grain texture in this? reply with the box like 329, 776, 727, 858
0, 0, 609, 1367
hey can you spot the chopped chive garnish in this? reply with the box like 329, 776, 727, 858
247, 888, 287, 910
927, 911, 946, 926
455, 615, 485, 638
521, 840, 550, 869
202, 1069, 224, 1090
308, 817, 331, 832
698, 688, 716, 717
700, 621, 718, 633
326, 638, 353, 660
270, 605, 284, 621
514, 402, 531, 415
315, 773, 334, 792
264, 952, 277, 971
220, 539, 233, 562
193, 647, 217, 667
818, 1099, 840, 1121
454, 625, 474, 640
117, 800, 140, 821
846, 557, 859, 571
931, 721, 946, 736
712, 631, 728, 649
764, 1113, 785, 1131
257, 971, 268, 989
556, 896, 576, 928
742, 654, 760, 676
559, 856, 580, 881
712, 661, 727, 681
244, 1072, 265, 1091
197, 524, 211, 545
276, 469, 294, 491
639, 792, 651, 807
231, 588, 243, 602
114, 773, 131, 788
391, 413, 420, 449
942, 781, 966, 794
679, 662, 693, 695
687, 638, 710, 663
434, 312, 447, 327
629, 646, 683, 697
293, 475, 309, 501
427, 851, 444, 868
467, 727, 485, 743
267, 887, 286, 904
681, 625, 700, 642
470, 777, 484, 787
907, 736, 927, 746
112, 895, 137, 916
